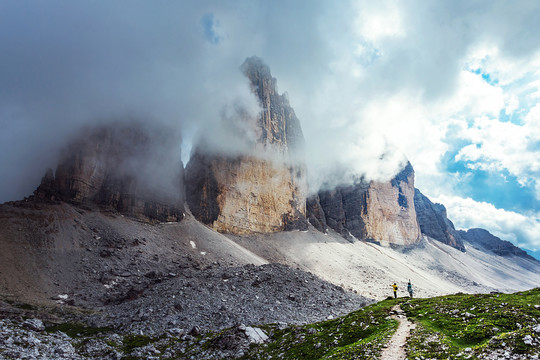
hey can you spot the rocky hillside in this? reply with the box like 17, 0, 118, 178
414, 188, 465, 251
185, 57, 307, 234
34, 121, 184, 223
307, 162, 422, 246
2, 288, 539, 359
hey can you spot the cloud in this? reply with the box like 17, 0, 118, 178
0, 1, 259, 202
450, 93, 540, 202
434, 194, 540, 252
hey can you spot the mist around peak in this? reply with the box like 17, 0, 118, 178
37, 119, 185, 213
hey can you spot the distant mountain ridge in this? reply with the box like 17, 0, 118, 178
459, 228, 538, 262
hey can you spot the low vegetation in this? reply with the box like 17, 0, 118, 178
1, 289, 539, 359
237, 299, 399, 359
236, 288, 540, 359
402, 288, 540, 359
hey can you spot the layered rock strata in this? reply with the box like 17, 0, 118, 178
414, 189, 465, 251
308, 163, 422, 246
35, 122, 184, 223
185, 57, 307, 234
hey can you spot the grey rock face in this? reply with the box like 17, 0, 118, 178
240, 56, 305, 156
312, 182, 370, 240
185, 57, 308, 234
413, 188, 465, 251
306, 194, 328, 233
308, 162, 421, 246
459, 228, 538, 262
34, 121, 185, 223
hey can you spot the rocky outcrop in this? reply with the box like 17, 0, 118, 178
239, 57, 305, 157
34, 121, 184, 223
308, 163, 422, 246
306, 194, 328, 233
459, 228, 538, 262
185, 57, 307, 234
414, 189, 465, 251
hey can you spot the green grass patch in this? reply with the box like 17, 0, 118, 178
401, 288, 540, 359
239, 298, 401, 359
122, 334, 155, 353
45, 322, 113, 338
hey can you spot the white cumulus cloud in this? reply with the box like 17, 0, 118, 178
434, 195, 540, 252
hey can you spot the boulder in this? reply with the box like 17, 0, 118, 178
22, 319, 45, 332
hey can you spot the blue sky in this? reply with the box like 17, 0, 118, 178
0, 0, 539, 258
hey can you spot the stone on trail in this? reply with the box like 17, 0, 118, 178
244, 326, 269, 344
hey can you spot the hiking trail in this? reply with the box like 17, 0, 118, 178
380, 304, 416, 360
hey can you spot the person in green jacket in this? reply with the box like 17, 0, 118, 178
407, 280, 414, 298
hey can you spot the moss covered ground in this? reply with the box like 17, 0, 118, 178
401, 288, 540, 359
3, 289, 540, 359
237, 299, 400, 359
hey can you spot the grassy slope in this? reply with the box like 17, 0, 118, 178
240, 299, 399, 360
238, 288, 540, 359
2, 289, 539, 359
403, 288, 540, 359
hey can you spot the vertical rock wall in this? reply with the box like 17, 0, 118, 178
414, 189, 465, 251
308, 163, 422, 246
185, 57, 308, 234
34, 122, 185, 223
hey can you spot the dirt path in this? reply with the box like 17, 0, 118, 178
380, 304, 416, 360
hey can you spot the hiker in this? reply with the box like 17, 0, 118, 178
391, 283, 398, 299
407, 280, 413, 298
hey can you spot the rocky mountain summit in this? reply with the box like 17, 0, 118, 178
34, 121, 185, 223
1, 54, 539, 359
307, 162, 422, 246
19, 56, 535, 258
185, 56, 308, 234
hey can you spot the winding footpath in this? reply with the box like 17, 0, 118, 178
380, 304, 416, 360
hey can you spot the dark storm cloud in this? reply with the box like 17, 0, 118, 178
0, 1, 256, 202
2, 0, 540, 205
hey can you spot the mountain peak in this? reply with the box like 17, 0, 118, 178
185, 57, 308, 234
240, 56, 272, 79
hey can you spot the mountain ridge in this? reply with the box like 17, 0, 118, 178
21, 56, 536, 262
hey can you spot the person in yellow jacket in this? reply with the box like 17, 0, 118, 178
391, 283, 398, 299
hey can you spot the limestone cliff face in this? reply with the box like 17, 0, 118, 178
35, 122, 184, 223
414, 189, 465, 251
308, 163, 422, 246
185, 57, 307, 234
